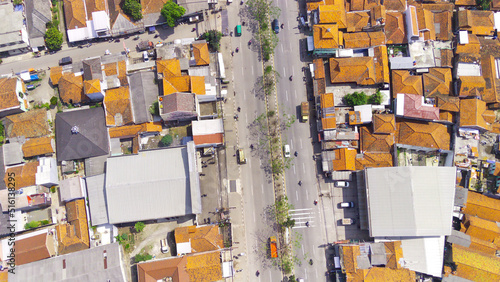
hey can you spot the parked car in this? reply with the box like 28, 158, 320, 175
340, 202, 355, 208
272, 19, 280, 34
59, 56, 72, 66
160, 238, 169, 253
283, 144, 291, 158
143, 51, 149, 62
334, 181, 350, 188
339, 218, 356, 226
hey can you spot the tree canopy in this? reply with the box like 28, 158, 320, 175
161, 1, 186, 27
44, 27, 63, 51
123, 0, 143, 21
343, 91, 368, 106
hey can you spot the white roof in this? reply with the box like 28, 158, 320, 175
458, 30, 469, 44
192, 119, 224, 135
59, 176, 84, 202
365, 166, 456, 237
495, 13, 500, 30
176, 241, 191, 255
457, 63, 481, 77
353, 104, 372, 123
400, 237, 445, 277
92, 11, 110, 31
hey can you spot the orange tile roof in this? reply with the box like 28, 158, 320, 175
391, 70, 423, 98
318, 4, 347, 28
329, 57, 376, 85
346, 12, 370, 32
459, 98, 493, 131
163, 76, 191, 95
363, 266, 416, 281
190, 76, 206, 95
462, 215, 500, 244
350, 0, 364, 10
440, 49, 454, 68
0, 77, 22, 111
174, 225, 223, 253
458, 76, 486, 98
355, 152, 393, 170
58, 73, 87, 104
56, 199, 90, 255
157, 59, 181, 77
192, 43, 210, 66
455, 0, 477, 4
492, 0, 500, 9
313, 24, 343, 49
385, 12, 407, 44
49, 66, 63, 85
15, 233, 55, 265
314, 58, 326, 79
22, 137, 55, 158
384, 0, 406, 10
373, 114, 396, 134
436, 95, 459, 112
456, 34, 480, 54
374, 45, 390, 84
344, 32, 370, 49
332, 148, 357, 171
468, 235, 499, 255
452, 244, 500, 281
320, 93, 335, 109
104, 86, 133, 126
63, 0, 87, 29
409, 6, 418, 36
361, 127, 394, 152
462, 192, 500, 222
108, 122, 162, 138
434, 11, 452, 41
396, 120, 450, 149
458, 10, 495, 36
137, 257, 188, 282
83, 79, 101, 95
4, 109, 50, 138
4, 161, 39, 190
322, 117, 337, 130
423, 68, 452, 97
481, 55, 499, 104
439, 111, 454, 123
364, 0, 380, 10
142, 0, 168, 14
185, 252, 222, 282
370, 5, 386, 27
341, 245, 360, 273
385, 241, 404, 269
416, 8, 435, 40
84, 0, 106, 20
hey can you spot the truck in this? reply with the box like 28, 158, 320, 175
269, 236, 278, 258
301, 101, 309, 122
340, 218, 356, 226
137, 40, 153, 51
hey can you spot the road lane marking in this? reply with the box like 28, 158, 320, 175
261, 184, 264, 194
251, 65, 254, 75
293, 164, 296, 174
243, 90, 246, 99
294, 89, 297, 99
286, 90, 289, 101
290, 208, 313, 212
316, 269, 318, 279
290, 139, 294, 148
245, 113, 248, 124
253, 211, 256, 223
283, 67, 286, 77
281, 44, 284, 53
306, 191, 309, 200
251, 184, 254, 196
302, 163, 306, 173
296, 190, 298, 201
301, 245, 304, 256
291, 212, 315, 216
241, 68, 244, 75
299, 139, 302, 149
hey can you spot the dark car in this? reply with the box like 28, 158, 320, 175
59, 56, 72, 66
272, 19, 279, 34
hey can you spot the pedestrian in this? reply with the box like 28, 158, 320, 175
237, 107, 241, 112
231, 51, 234, 56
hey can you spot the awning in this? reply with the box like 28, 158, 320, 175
149, 26, 156, 32
222, 261, 234, 278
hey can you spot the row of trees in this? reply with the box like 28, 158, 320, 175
123, 0, 186, 27
246, 0, 280, 61
343, 90, 385, 106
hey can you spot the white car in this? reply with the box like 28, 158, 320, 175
283, 144, 291, 158
334, 181, 350, 188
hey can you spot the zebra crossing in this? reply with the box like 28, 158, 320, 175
289, 208, 316, 229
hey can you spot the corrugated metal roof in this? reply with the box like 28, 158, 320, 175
105, 142, 200, 224
85, 174, 108, 226
366, 166, 456, 237
446, 230, 471, 247
399, 236, 445, 277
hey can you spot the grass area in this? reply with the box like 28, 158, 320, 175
169, 125, 191, 139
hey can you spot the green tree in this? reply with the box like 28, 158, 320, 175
200, 30, 223, 51
159, 135, 173, 147
25, 221, 41, 230
0, 121, 4, 145
476, 0, 491, 10
149, 101, 159, 116
135, 253, 153, 263
161, 1, 186, 27
247, 0, 280, 25
368, 90, 384, 105
134, 222, 145, 233
50, 96, 58, 106
44, 27, 63, 51
123, 0, 142, 20
343, 91, 368, 106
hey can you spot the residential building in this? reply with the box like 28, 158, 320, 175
129, 71, 159, 123
22, 137, 55, 158
391, 70, 423, 98
58, 73, 87, 104
59, 177, 85, 202
331, 148, 357, 171
0, 229, 55, 266
459, 98, 496, 131
423, 68, 452, 97
3, 109, 50, 140
0, 77, 28, 118
191, 41, 210, 66
103, 86, 134, 126
457, 10, 495, 36
35, 157, 59, 187
55, 199, 90, 255
174, 225, 223, 255
108, 0, 144, 36
385, 12, 407, 45
4, 161, 39, 190
395, 93, 440, 121
0, 2, 30, 55
192, 119, 224, 148
63, 0, 111, 42
159, 92, 198, 122
25, 0, 51, 50
396, 120, 450, 150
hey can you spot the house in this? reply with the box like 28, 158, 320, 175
343, 31, 386, 49
129, 71, 160, 123
174, 225, 223, 255
416, 7, 435, 41
137, 251, 222, 282
55, 199, 90, 255
457, 76, 486, 98
191, 42, 210, 66
457, 10, 495, 36
22, 137, 55, 158
35, 157, 59, 187
372, 114, 396, 134
346, 12, 370, 32
0, 2, 30, 55
157, 58, 182, 78
176, 0, 208, 20
4, 161, 39, 190
108, 0, 144, 36
25, 0, 52, 50
49, 66, 63, 85
384, 0, 406, 11
3, 142, 23, 166
108, 122, 162, 139
58, 73, 87, 104
10, 243, 126, 282
159, 92, 198, 122
385, 12, 407, 44
364, 166, 457, 277
462, 190, 500, 223
331, 148, 357, 171
63, 0, 111, 42
316, 4, 347, 29
104, 86, 134, 126
447, 244, 500, 281
396, 121, 450, 150
192, 119, 224, 148
55, 107, 110, 161
360, 127, 394, 153
3, 109, 50, 140
104, 142, 201, 224
0, 230, 55, 266
405, 6, 419, 42
313, 24, 343, 53
391, 70, 423, 98
423, 68, 452, 97
459, 98, 496, 131
329, 57, 376, 85
395, 93, 440, 121
85, 174, 108, 226
434, 11, 452, 41
319, 93, 336, 131
456, 33, 480, 54
0, 77, 28, 118
59, 177, 85, 202
355, 152, 393, 170
436, 96, 460, 113
162, 76, 206, 96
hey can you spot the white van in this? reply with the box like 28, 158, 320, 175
143, 51, 149, 62
283, 144, 291, 158
340, 202, 354, 208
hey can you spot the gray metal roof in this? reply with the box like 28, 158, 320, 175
55, 107, 109, 161
9, 242, 126, 282
369, 243, 387, 266
177, 0, 208, 16
59, 177, 84, 202
365, 166, 456, 237
442, 275, 474, 282
105, 142, 201, 224
85, 174, 108, 226
454, 186, 468, 207
25, 0, 51, 47
84, 155, 108, 177
82, 57, 103, 81
446, 230, 471, 247
0, 3, 29, 53
129, 71, 159, 123
3, 141, 23, 166
399, 236, 445, 278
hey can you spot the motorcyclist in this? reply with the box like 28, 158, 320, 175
305, 221, 309, 227
289, 75, 293, 81
298, 180, 302, 186
236, 47, 239, 52
314, 200, 318, 205
294, 151, 298, 157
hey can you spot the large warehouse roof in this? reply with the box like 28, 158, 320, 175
365, 166, 456, 237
